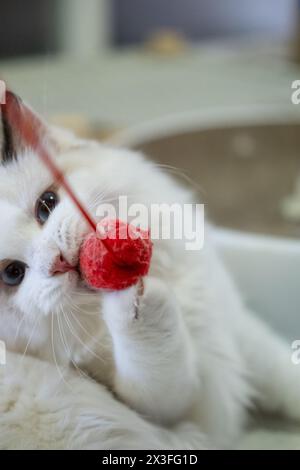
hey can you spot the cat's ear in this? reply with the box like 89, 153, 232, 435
0, 90, 85, 163
0, 90, 49, 164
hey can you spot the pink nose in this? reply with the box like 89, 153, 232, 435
50, 254, 75, 276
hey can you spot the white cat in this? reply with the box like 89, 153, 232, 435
0, 91, 299, 449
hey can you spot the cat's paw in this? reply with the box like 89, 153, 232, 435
101, 279, 144, 333
102, 277, 172, 334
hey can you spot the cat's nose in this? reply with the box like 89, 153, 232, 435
50, 253, 75, 276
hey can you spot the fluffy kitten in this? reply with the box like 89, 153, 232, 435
0, 92, 299, 449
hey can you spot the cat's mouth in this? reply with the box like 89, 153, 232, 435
51, 248, 93, 292
51, 255, 79, 277
50, 256, 84, 290
52, 265, 79, 277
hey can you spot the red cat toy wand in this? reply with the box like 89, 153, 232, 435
2, 91, 152, 290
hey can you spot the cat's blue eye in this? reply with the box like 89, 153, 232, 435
36, 191, 59, 225
1, 261, 26, 287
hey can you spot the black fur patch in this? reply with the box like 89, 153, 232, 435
1, 111, 15, 163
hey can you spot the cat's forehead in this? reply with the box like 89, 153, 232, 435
0, 151, 52, 202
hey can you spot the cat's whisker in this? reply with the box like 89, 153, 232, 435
153, 162, 205, 196
58, 306, 92, 382
64, 297, 107, 353
66, 300, 96, 319
93, 193, 137, 207
65, 296, 84, 315
88, 193, 137, 212
71, 289, 100, 297
61, 305, 106, 365
40, 200, 52, 215
71, 296, 100, 303
19, 313, 40, 364
88, 190, 108, 209
69, 302, 97, 319
85, 182, 114, 209
88, 193, 119, 207
13, 310, 27, 344
51, 310, 73, 391
65, 292, 100, 315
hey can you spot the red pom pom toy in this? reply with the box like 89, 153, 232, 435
79, 219, 153, 290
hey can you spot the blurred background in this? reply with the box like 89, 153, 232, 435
0, 0, 298, 56
1, 0, 300, 340
1, 0, 300, 125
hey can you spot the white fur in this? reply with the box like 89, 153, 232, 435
0, 351, 206, 450
0, 100, 300, 449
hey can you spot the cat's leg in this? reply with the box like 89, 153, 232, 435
237, 310, 300, 420
102, 277, 198, 425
